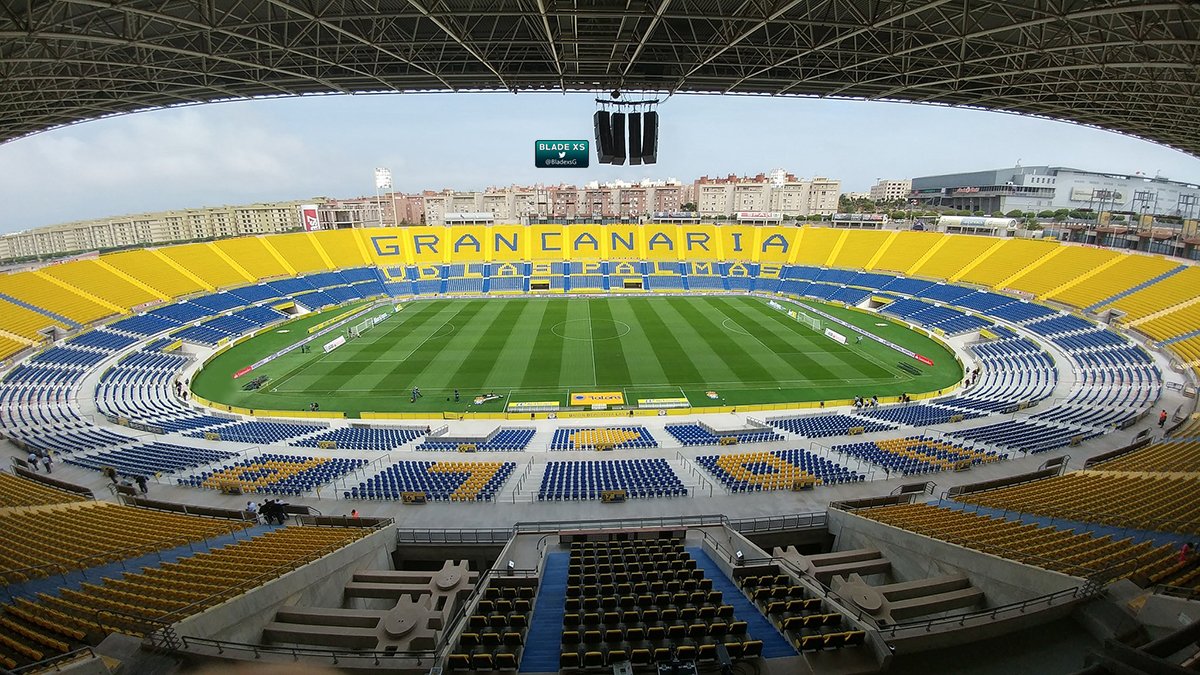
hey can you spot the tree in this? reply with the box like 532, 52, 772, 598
1005, 209, 1024, 218
1053, 208, 1071, 220
681, 202, 697, 212
1037, 210, 1055, 218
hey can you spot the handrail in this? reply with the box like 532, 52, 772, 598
178, 636, 438, 666
435, 565, 539, 657
395, 511, 830, 544
876, 585, 1089, 638
9, 646, 97, 674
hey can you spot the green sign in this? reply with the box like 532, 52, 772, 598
535, 139, 590, 168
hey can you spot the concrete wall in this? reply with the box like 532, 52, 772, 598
173, 526, 394, 644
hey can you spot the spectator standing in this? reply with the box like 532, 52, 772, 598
135, 475, 148, 494
247, 501, 259, 521
27, 451, 39, 472
1159, 410, 1168, 428
41, 453, 53, 474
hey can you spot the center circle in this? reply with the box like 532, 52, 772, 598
551, 319, 631, 341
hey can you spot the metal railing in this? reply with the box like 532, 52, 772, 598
876, 585, 1089, 639
9, 647, 98, 674
394, 511, 829, 544
177, 636, 438, 667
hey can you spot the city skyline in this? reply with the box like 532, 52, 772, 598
1, 92, 1199, 233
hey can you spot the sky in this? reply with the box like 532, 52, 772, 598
1, 92, 1199, 233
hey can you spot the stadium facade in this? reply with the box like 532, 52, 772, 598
911, 166, 1200, 218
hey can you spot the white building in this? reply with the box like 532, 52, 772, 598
869, 179, 913, 202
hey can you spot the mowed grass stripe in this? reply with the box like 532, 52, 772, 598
712, 297, 844, 382
520, 300, 568, 388
625, 298, 706, 385
286, 301, 445, 392
589, 299, 633, 387
701, 297, 826, 382
410, 299, 503, 390
560, 299, 597, 388
318, 300, 454, 392
483, 300, 550, 389
605, 298, 670, 385
374, 301, 478, 387
444, 299, 527, 389
663, 296, 775, 384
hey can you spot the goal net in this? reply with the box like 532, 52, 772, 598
790, 310, 822, 332
349, 317, 374, 339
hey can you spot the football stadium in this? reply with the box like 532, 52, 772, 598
2, 2, 1200, 675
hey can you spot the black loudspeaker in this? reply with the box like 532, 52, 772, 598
611, 113, 627, 165
594, 111, 614, 164
627, 113, 643, 166
641, 111, 658, 164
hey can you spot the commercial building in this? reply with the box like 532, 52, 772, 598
910, 165, 1200, 219
869, 179, 913, 202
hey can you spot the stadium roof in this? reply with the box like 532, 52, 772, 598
2, 0, 1199, 153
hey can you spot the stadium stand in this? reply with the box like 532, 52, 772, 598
346, 460, 515, 501
550, 427, 658, 450
1105, 265, 1200, 322
909, 234, 997, 280
537, 459, 686, 500
0, 502, 249, 583
292, 426, 425, 451
870, 231, 942, 274
102, 249, 205, 298
851, 502, 1167, 578
157, 243, 251, 289
40, 259, 161, 310
65, 443, 237, 478
186, 420, 327, 444
535, 538, 777, 671
694, 449, 862, 492
946, 420, 1100, 454
0, 271, 114, 325
0, 471, 85, 508
269, 232, 334, 273
13, 525, 370, 662
180, 454, 367, 495
1006, 246, 1118, 298
1048, 254, 1180, 309
767, 413, 897, 438
954, 465, 1200, 536
831, 437, 1005, 476
955, 238, 1058, 288
213, 237, 291, 280
416, 428, 536, 452
664, 424, 783, 446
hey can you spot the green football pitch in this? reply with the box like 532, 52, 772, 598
191, 295, 962, 416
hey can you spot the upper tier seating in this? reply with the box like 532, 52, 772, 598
0, 502, 249, 584
954, 468, 1200, 536
854, 502, 1167, 578
0, 472, 85, 508
17, 524, 368, 660
102, 249, 204, 297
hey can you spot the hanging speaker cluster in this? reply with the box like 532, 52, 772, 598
594, 96, 659, 165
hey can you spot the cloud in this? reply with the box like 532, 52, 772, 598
0, 92, 1197, 232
